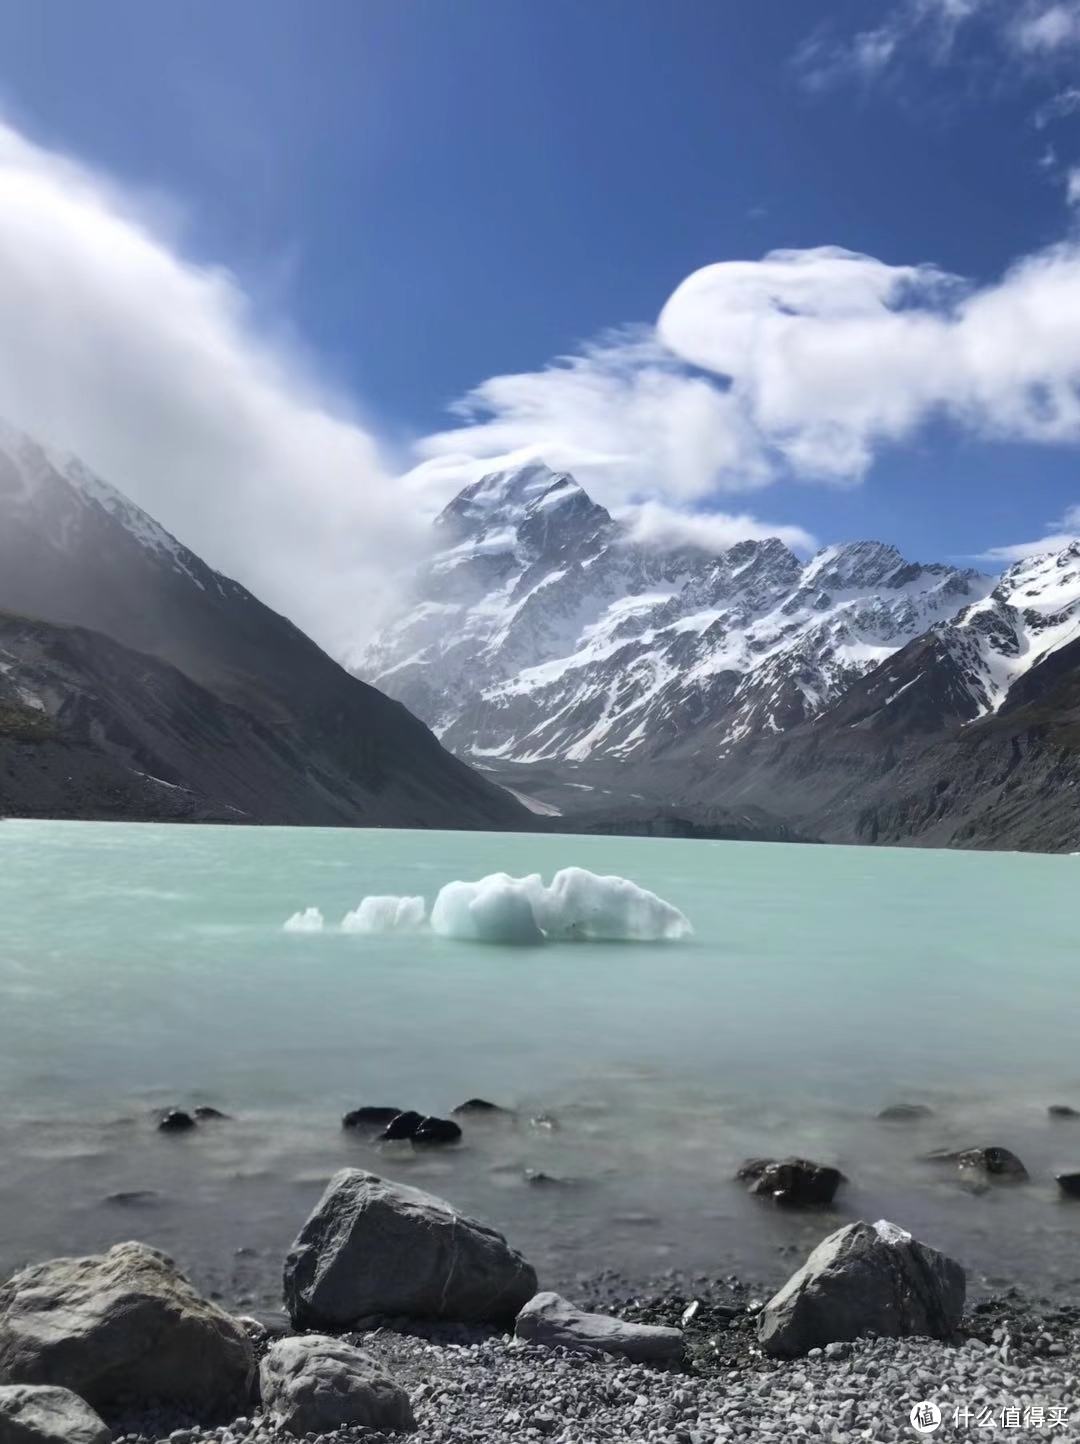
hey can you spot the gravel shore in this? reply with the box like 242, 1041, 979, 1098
107, 1279, 1080, 1444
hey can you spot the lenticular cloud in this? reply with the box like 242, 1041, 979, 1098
430, 867, 692, 944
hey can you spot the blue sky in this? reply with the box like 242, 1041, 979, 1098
2, 1, 1080, 645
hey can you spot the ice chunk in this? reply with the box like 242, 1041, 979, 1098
430, 873, 546, 945
535, 866, 692, 941
283, 907, 324, 933
341, 895, 427, 933
430, 867, 691, 944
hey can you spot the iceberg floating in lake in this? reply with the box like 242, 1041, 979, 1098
283, 906, 325, 933
430, 866, 692, 944
341, 895, 427, 934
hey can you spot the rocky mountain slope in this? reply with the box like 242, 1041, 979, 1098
0, 423, 526, 828
357, 462, 993, 764
360, 462, 1080, 851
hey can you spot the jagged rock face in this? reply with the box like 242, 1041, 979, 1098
0, 421, 526, 829
356, 462, 992, 763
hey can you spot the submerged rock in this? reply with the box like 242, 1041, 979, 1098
193, 1105, 230, 1121
925, 1146, 1028, 1190
452, 1098, 511, 1117
259, 1335, 415, 1436
878, 1103, 934, 1122
515, 1292, 685, 1365
156, 1108, 196, 1133
0, 1241, 254, 1419
412, 1116, 462, 1147
376, 1110, 424, 1142
1049, 1104, 1080, 1119
0, 1384, 112, 1444
283, 1169, 538, 1328
1056, 1171, 1080, 1198
343, 1106, 407, 1131
757, 1219, 965, 1357
737, 1157, 844, 1207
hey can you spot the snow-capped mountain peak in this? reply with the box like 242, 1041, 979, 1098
930, 540, 1080, 716
356, 463, 994, 763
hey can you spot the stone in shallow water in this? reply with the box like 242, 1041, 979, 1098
515, 1292, 685, 1365
1049, 1104, 1080, 1118
924, 1145, 1028, 1189
877, 1103, 934, 1121
193, 1105, 230, 1121
411, 1116, 462, 1147
376, 1110, 424, 1142
757, 1218, 965, 1358
156, 1108, 196, 1133
0, 1242, 254, 1420
283, 1169, 538, 1328
259, 1335, 415, 1436
736, 1157, 844, 1207
452, 1098, 511, 1116
0, 1383, 112, 1444
343, 1106, 406, 1130
1056, 1171, 1080, 1198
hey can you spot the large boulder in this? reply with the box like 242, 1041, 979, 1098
0, 1241, 254, 1420
259, 1335, 415, 1436
757, 1219, 965, 1358
515, 1292, 685, 1365
283, 1170, 538, 1328
0, 1385, 111, 1444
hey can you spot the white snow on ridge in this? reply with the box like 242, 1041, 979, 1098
354, 460, 1002, 763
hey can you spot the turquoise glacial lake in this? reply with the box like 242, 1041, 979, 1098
1, 819, 1078, 1307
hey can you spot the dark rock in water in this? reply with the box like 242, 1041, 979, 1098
342, 1106, 406, 1131
283, 1168, 537, 1327
375, 1111, 423, 1142
104, 1190, 161, 1207
878, 1103, 934, 1122
193, 1106, 230, 1121
524, 1169, 572, 1187
412, 1116, 462, 1147
924, 1145, 1027, 1192
757, 1219, 965, 1357
1056, 1171, 1080, 1198
736, 1157, 844, 1207
452, 1098, 510, 1117
157, 1109, 196, 1133
1049, 1104, 1080, 1118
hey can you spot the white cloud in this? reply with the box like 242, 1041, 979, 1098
417, 241, 1080, 504
413, 328, 776, 503
0, 120, 426, 653
616, 500, 817, 555
980, 503, 1080, 560
1012, 2, 1080, 52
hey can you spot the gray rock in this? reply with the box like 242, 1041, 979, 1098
515, 1292, 685, 1365
259, 1335, 415, 1436
283, 1169, 538, 1328
757, 1219, 965, 1358
0, 1241, 255, 1419
0, 1384, 111, 1444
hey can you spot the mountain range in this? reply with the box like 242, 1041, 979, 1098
358, 461, 1080, 851
0, 422, 525, 830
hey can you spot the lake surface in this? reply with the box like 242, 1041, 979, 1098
1, 819, 1079, 1310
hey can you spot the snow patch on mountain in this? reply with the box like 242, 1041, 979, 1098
355, 461, 995, 763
